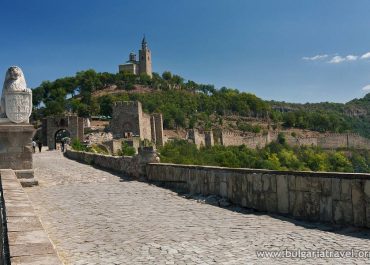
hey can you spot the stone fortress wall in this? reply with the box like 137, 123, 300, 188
219, 130, 272, 148
65, 149, 370, 228
190, 129, 370, 150
89, 100, 370, 152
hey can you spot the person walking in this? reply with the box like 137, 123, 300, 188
32, 140, 36, 153
37, 141, 42, 153
61, 139, 65, 152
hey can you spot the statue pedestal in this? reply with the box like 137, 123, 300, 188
0, 124, 37, 186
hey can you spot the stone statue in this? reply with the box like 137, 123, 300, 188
0, 66, 32, 123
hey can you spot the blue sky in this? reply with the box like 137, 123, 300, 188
1, 0, 370, 103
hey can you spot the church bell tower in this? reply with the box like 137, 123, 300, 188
139, 35, 152, 78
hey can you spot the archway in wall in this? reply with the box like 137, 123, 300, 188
54, 129, 71, 149
122, 122, 133, 138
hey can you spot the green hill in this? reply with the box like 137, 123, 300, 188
32, 69, 370, 138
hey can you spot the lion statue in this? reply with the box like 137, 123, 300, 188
0, 66, 31, 118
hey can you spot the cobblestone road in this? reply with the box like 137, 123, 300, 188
26, 150, 370, 265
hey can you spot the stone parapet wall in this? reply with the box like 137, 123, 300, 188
146, 163, 370, 228
65, 150, 136, 176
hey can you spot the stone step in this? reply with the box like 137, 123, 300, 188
19, 178, 38, 187
15, 169, 34, 179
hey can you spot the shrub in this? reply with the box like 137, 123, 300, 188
118, 141, 136, 156
71, 138, 89, 152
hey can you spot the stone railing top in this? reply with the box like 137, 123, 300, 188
147, 162, 370, 180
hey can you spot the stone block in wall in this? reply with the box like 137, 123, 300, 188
203, 170, 212, 195
174, 166, 182, 183
199, 170, 209, 195
220, 172, 228, 197
364, 180, 370, 202
320, 178, 332, 196
212, 173, 220, 196
189, 169, 198, 194
333, 200, 353, 225
265, 192, 278, 213
241, 174, 247, 194
367, 205, 370, 228
291, 191, 304, 217
241, 197, 247, 207
320, 196, 332, 222
249, 192, 266, 211
295, 176, 310, 192
207, 171, 216, 195
287, 175, 295, 190
231, 173, 243, 203
258, 193, 267, 211
303, 192, 320, 221
246, 174, 254, 205
351, 180, 366, 227
310, 177, 321, 192
262, 174, 276, 193
249, 173, 266, 210
182, 168, 191, 183
341, 179, 352, 201
332, 178, 341, 200
276, 175, 289, 214
227, 173, 234, 200
252, 173, 262, 193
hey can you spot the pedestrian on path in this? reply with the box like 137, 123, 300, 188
61, 140, 65, 152
38, 141, 42, 152
32, 140, 36, 153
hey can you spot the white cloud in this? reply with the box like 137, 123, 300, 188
361, 52, 370, 59
302, 54, 328, 61
346, 55, 358, 61
328, 54, 358, 64
362, 84, 370, 91
329, 56, 346, 64
304, 52, 368, 63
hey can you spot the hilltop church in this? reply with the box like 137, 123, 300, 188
118, 36, 152, 78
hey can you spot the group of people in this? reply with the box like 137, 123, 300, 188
31, 139, 67, 153
31, 140, 43, 153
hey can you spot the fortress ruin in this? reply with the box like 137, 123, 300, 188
187, 129, 370, 150
109, 101, 164, 151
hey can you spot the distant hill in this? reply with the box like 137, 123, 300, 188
31, 69, 370, 138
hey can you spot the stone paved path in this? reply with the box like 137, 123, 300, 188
25, 150, 370, 265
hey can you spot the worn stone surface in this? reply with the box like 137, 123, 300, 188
0, 169, 61, 264
23, 151, 370, 264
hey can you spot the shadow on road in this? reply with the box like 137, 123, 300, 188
148, 181, 370, 241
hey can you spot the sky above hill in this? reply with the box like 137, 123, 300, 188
1, 0, 370, 103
